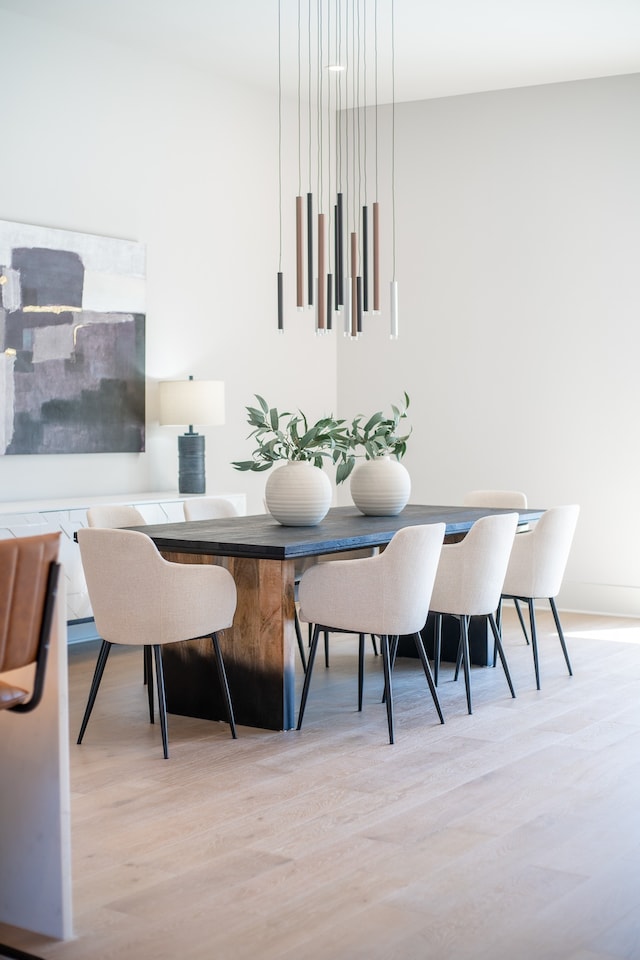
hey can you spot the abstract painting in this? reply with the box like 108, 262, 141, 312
0, 219, 145, 455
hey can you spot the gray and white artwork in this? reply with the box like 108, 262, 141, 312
0, 219, 145, 455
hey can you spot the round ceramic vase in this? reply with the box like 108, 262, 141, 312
265, 461, 332, 526
349, 455, 411, 516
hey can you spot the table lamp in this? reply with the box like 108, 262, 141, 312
158, 376, 225, 494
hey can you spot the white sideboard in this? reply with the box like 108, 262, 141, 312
0, 491, 246, 624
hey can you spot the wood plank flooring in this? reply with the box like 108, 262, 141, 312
2, 609, 640, 960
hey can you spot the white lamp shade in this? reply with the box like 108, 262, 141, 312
158, 379, 225, 427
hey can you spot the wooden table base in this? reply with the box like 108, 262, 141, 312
160, 552, 297, 731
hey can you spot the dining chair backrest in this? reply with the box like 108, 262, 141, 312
86, 504, 146, 528
502, 504, 580, 599
77, 528, 236, 646
430, 512, 519, 617
0, 532, 61, 712
183, 497, 241, 521
463, 490, 528, 508
299, 522, 446, 637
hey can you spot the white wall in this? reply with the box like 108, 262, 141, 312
2, 7, 639, 615
0, 6, 337, 516
338, 74, 640, 615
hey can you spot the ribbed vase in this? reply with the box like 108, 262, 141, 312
350, 456, 411, 516
265, 461, 332, 526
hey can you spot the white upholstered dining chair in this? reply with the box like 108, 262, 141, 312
462, 490, 528, 509
77, 528, 238, 758
462, 489, 530, 640
86, 504, 146, 528
430, 512, 518, 715
296, 547, 382, 672
296, 523, 446, 744
499, 504, 580, 689
183, 497, 241, 521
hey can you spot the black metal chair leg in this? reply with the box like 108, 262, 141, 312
380, 634, 395, 744
77, 639, 112, 744
294, 610, 307, 673
434, 614, 442, 685
527, 598, 541, 690
412, 631, 445, 724
494, 601, 502, 667
382, 636, 399, 704
371, 635, 379, 656
460, 616, 473, 714
488, 612, 516, 699
358, 633, 365, 711
324, 630, 330, 667
211, 632, 237, 738
153, 645, 169, 759
453, 618, 464, 681
514, 598, 530, 644
145, 645, 154, 722
297, 624, 321, 730
549, 597, 573, 677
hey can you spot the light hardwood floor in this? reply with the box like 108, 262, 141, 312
3, 609, 640, 960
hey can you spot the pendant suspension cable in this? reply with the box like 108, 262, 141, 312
317, 0, 326, 331
361, 0, 369, 313
353, 0, 362, 332
373, 0, 380, 311
326, 0, 333, 329
336, 0, 344, 310
391, 0, 396, 284
307, 0, 314, 307
390, 0, 398, 339
277, 0, 284, 330
296, 0, 304, 308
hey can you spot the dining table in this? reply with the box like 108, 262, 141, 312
133, 504, 542, 731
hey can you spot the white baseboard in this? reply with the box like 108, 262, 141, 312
557, 581, 640, 618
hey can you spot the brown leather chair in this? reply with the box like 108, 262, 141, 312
0, 532, 61, 713
0, 532, 61, 960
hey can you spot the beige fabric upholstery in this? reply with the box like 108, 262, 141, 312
430, 513, 519, 617
76, 528, 237, 756
462, 490, 530, 636
183, 497, 240, 521
502, 505, 580, 599
86, 504, 146, 528
300, 523, 446, 638
500, 504, 579, 689
430, 513, 519, 714
463, 490, 527, 508
297, 523, 446, 743
77, 528, 236, 645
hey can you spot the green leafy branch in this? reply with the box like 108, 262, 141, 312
335, 392, 411, 484
232, 395, 350, 472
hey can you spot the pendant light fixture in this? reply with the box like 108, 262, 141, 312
277, 0, 397, 339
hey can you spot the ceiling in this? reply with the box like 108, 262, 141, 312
2, 0, 640, 104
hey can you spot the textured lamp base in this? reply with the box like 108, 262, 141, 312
178, 433, 205, 495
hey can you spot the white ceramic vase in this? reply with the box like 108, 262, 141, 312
265, 461, 332, 526
349, 455, 411, 516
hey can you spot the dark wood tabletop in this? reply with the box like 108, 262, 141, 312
134, 504, 543, 560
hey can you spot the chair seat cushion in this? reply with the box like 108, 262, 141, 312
0, 679, 28, 710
